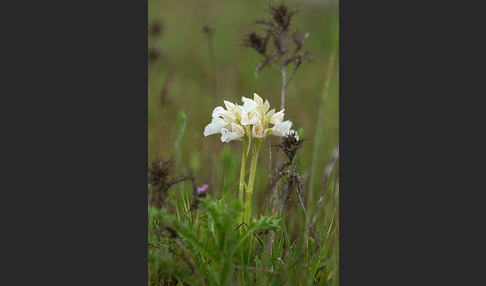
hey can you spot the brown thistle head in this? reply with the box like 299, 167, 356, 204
276, 130, 305, 163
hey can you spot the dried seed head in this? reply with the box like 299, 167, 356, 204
243, 32, 269, 55
148, 43, 165, 65
148, 158, 173, 209
286, 51, 314, 68
277, 172, 304, 215
292, 29, 308, 52
244, 3, 311, 74
266, 4, 299, 32
203, 25, 214, 36
149, 20, 163, 37
148, 46, 160, 62
148, 158, 172, 187
276, 130, 305, 163
148, 158, 194, 209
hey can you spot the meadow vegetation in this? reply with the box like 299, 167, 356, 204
148, 0, 339, 284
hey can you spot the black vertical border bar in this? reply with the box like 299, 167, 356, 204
341, 0, 486, 285
1, 0, 151, 284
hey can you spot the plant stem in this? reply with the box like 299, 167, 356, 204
308, 22, 338, 210
244, 138, 262, 224
280, 55, 286, 111
271, 55, 287, 217
268, 46, 287, 255
239, 136, 250, 223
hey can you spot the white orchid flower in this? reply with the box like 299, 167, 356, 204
204, 92, 298, 142
204, 105, 243, 142
270, 120, 297, 138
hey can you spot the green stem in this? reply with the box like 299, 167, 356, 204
309, 21, 338, 210
244, 138, 262, 224
239, 137, 250, 223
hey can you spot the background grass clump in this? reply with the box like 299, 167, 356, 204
148, 0, 339, 285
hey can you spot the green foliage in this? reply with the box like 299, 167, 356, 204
220, 145, 237, 197
148, 187, 339, 285
148, 196, 285, 285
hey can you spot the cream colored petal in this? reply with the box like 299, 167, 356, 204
250, 109, 263, 121
220, 128, 241, 142
270, 109, 285, 124
231, 122, 245, 137
268, 126, 281, 137
212, 106, 225, 118
263, 99, 270, 112
253, 93, 264, 107
224, 100, 238, 114
265, 108, 275, 120
274, 120, 292, 136
252, 121, 265, 138
241, 112, 259, 125
241, 97, 257, 113
219, 110, 236, 123
204, 117, 227, 136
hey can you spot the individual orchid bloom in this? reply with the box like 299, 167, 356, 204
204, 103, 245, 142
269, 119, 298, 139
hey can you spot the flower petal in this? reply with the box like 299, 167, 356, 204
224, 100, 239, 114
268, 126, 281, 137
252, 120, 264, 138
241, 97, 257, 113
212, 106, 225, 118
263, 99, 270, 112
265, 108, 275, 120
204, 117, 228, 136
253, 93, 264, 107
270, 109, 285, 124
274, 120, 292, 136
231, 122, 245, 137
220, 128, 241, 142
241, 111, 259, 125
219, 110, 236, 123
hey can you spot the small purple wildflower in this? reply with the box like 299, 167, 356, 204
197, 184, 209, 194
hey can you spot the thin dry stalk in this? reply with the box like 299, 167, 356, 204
310, 144, 339, 227
203, 25, 217, 100
174, 111, 191, 158
267, 141, 275, 256
290, 164, 321, 265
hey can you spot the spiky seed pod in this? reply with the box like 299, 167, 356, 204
266, 4, 299, 32
148, 158, 172, 189
276, 130, 305, 163
243, 32, 269, 55
148, 158, 194, 209
148, 20, 163, 37
203, 25, 214, 36
243, 3, 312, 72
148, 158, 172, 209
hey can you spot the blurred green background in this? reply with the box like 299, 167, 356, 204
148, 0, 339, 218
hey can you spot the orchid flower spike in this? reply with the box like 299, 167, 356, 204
204, 93, 298, 142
